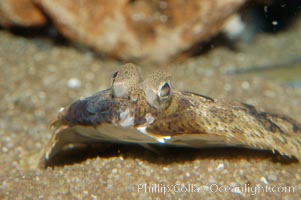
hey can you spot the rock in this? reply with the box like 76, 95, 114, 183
36, 0, 247, 63
0, 0, 46, 27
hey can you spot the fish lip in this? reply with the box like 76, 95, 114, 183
61, 88, 125, 126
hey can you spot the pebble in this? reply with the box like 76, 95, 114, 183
208, 177, 216, 184
216, 163, 225, 171
67, 78, 81, 88
163, 167, 169, 172
260, 176, 269, 185
111, 168, 118, 174
241, 81, 250, 90
207, 167, 213, 173
267, 174, 278, 182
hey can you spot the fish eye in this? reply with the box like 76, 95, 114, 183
112, 71, 119, 83
158, 82, 171, 99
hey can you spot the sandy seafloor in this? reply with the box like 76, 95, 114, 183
1, 16, 301, 200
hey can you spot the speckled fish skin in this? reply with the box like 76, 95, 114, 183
41, 64, 301, 168
111, 63, 142, 99
146, 91, 301, 159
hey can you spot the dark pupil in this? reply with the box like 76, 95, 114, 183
160, 82, 170, 97
112, 71, 119, 82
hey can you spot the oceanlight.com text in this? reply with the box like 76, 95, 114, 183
137, 183, 295, 196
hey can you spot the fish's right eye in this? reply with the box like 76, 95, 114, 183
159, 82, 171, 99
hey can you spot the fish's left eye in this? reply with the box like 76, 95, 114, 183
112, 71, 119, 83
159, 82, 171, 99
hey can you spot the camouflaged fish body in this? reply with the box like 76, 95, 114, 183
40, 64, 301, 167
147, 91, 301, 157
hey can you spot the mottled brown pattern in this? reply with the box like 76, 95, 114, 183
40, 64, 301, 168
35, 0, 247, 63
